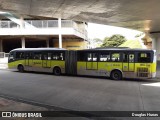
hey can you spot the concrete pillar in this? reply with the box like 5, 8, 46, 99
20, 16, 25, 49
150, 33, 160, 61
152, 37, 156, 50
58, 18, 62, 48
46, 39, 49, 48
157, 38, 160, 61
0, 40, 3, 52
20, 16, 25, 28
21, 37, 25, 48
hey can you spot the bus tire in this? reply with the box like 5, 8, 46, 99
53, 67, 61, 75
110, 70, 122, 80
18, 65, 24, 72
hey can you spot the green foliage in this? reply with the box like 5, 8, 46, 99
101, 34, 127, 47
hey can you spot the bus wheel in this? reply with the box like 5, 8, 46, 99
53, 67, 61, 75
111, 70, 122, 80
18, 65, 24, 72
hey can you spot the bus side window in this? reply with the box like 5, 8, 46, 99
34, 52, 42, 60
60, 53, 64, 60
138, 53, 151, 62
93, 53, 97, 61
99, 52, 110, 62
48, 53, 52, 60
25, 52, 32, 59
15, 52, 25, 60
52, 52, 64, 60
87, 53, 92, 61
111, 53, 120, 62
87, 53, 98, 62
123, 53, 128, 62
77, 52, 86, 61
43, 54, 48, 60
9, 52, 15, 61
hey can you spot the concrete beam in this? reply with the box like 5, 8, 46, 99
1, 0, 160, 32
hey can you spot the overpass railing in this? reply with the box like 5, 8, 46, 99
0, 20, 78, 29
0, 20, 87, 40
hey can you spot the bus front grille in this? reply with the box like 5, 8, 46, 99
137, 68, 149, 77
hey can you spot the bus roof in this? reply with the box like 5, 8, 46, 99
78, 47, 154, 52
10, 48, 66, 52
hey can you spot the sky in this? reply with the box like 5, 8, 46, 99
88, 23, 143, 40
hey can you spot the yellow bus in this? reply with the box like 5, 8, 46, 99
76, 48, 156, 80
8, 48, 66, 75
8, 47, 156, 80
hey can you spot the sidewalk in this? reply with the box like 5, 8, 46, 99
0, 97, 48, 111
0, 63, 8, 69
0, 58, 8, 69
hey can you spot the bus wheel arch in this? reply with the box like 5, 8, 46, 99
53, 66, 61, 75
17, 64, 24, 72
110, 69, 123, 80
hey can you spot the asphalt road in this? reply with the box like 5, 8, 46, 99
0, 70, 160, 119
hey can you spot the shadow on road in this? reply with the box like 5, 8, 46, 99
12, 70, 160, 83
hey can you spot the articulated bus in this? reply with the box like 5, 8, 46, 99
8, 48, 156, 80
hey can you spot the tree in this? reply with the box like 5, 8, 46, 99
101, 34, 127, 47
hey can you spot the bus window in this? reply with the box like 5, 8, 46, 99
48, 53, 52, 60
93, 53, 97, 61
43, 54, 48, 60
77, 52, 86, 61
111, 53, 120, 62
25, 52, 32, 59
42, 53, 52, 60
15, 52, 25, 60
123, 53, 128, 62
87, 53, 97, 61
52, 52, 64, 60
138, 52, 151, 62
33, 52, 42, 60
87, 53, 92, 61
99, 52, 110, 61
8, 52, 15, 61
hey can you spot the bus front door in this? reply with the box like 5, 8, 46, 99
122, 53, 135, 72
86, 53, 98, 70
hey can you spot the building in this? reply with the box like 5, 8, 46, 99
0, 12, 88, 53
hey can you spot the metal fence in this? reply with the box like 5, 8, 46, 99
0, 20, 88, 40
0, 20, 74, 28
0, 52, 9, 58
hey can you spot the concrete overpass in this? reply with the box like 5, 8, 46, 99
0, 0, 160, 58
